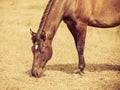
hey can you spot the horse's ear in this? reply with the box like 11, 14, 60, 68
30, 28, 36, 36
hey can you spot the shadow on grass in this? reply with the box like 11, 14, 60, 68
45, 63, 120, 74
26, 64, 120, 77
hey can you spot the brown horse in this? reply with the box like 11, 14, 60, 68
30, 0, 120, 77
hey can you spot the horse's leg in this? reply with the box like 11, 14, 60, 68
66, 21, 87, 74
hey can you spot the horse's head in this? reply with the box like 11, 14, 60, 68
30, 29, 52, 77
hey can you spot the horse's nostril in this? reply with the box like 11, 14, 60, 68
36, 72, 39, 77
32, 70, 37, 77
32, 72, 36, 77
32, 72, 38, 77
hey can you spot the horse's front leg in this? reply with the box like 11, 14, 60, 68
75, 24, 87, 74
66, 20, 87, 74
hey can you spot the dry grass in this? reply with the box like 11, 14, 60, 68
0, 0, 120, 90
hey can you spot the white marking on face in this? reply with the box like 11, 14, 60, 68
35, 44, 38, 50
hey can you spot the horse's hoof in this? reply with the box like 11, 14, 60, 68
73, 69, 84, 75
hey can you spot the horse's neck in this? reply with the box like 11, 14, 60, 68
37, 0, 67, 41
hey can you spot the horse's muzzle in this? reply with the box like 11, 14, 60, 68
32, 68, 43, 77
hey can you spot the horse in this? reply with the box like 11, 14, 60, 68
30, 0, 120, 77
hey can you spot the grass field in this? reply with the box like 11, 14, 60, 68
0, 0, 120, 90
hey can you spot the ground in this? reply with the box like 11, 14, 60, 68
0, 0, 120, 90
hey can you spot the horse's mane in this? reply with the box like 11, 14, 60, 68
38, 0, 55, 35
